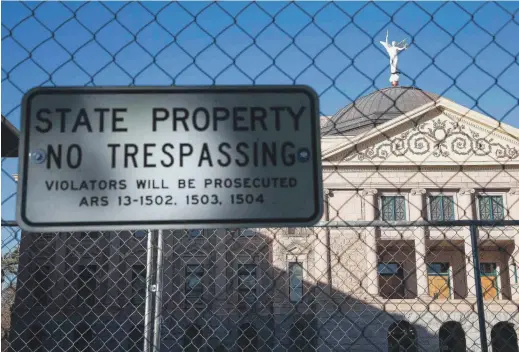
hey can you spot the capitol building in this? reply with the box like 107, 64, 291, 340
8, 80, 519, 352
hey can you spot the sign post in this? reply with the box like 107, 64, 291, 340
17, 86, 323, 232
17, 85, 323, 351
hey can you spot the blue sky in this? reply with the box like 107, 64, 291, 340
2, 1, 519, 228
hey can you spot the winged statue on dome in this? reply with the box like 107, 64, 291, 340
379, 30, 409, 87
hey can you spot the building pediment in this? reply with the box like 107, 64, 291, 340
322, 99, 519, 166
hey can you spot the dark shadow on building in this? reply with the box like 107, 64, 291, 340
7, 228, 518, 352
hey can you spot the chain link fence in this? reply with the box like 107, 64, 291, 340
2, 1, 519, 351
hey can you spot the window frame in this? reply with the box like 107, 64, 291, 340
427, 262, 450, 276
288, 262, 304, 303
427, 262, 452, 300
378, 262, 402, 276
380, 194, 407, 221
378, 262, 405, 299
185, 264, 204, 298
479, 262, 501, 300
237, 263, 257, 304
477, 194, 505, 221
428, 194, 456, 221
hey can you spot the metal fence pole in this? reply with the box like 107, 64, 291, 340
470, 224, 489, 352
152, 229, 164, 352
143, 229, 155, 352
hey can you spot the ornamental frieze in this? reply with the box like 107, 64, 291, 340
342, 120, 518, 161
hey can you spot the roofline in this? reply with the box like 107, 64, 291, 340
322, 99, 441, 159
322, 97, 519, 161
321, 86, 441, 136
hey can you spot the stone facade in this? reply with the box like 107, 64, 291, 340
8, 94, 519, 351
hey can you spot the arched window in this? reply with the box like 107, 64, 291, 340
492, 322, 518, 352
185, 325, 204, 352
388, 321, 418, 352
439, 321, 466, 352
237, 323, 258, 351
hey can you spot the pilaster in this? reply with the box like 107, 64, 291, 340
459, 188, 477, 298
410, 189, 428, 299
361, 189, 379, 297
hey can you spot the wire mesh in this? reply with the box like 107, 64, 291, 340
2, 1, 519, 352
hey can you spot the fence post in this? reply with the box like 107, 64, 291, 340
144, 229, 155, 352
470, 224, 489, 352
152, 229, 164, 352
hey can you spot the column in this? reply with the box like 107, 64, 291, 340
410, 188, 428, 298
508, 189, 519, 300
315, 190, 330, 291
362, 189, 379, 297
214, 228, 229, 308
459, 188, 477, 298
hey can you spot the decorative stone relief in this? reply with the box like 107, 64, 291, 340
458, 188, 476, 196
342, 119, 519, 161
509, 188, 519, 196
410, 188, 426, 196
274, 239, 311, 263
361, 189, 378, 196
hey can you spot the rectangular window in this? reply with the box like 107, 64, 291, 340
480, 263, 497, 275
427, 263, 450, 276
427, 262, 450, 299
185, 265, 204, 298
381, 196, 406, 221
238, 264, 257, 304
377, 262, 405, 299
429, 196, 455, 221
131, 264, 146, 306
513, 263, 518, 284
287, 227, 296, 235
377, 263, 400, 275
478, 196, 504, 220
78, 265, 97, 306
479, 263, 499, 300
188, 229, 202, 238
289, 262, 303, 303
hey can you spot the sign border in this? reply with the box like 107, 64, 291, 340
17, 85, 323, 230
